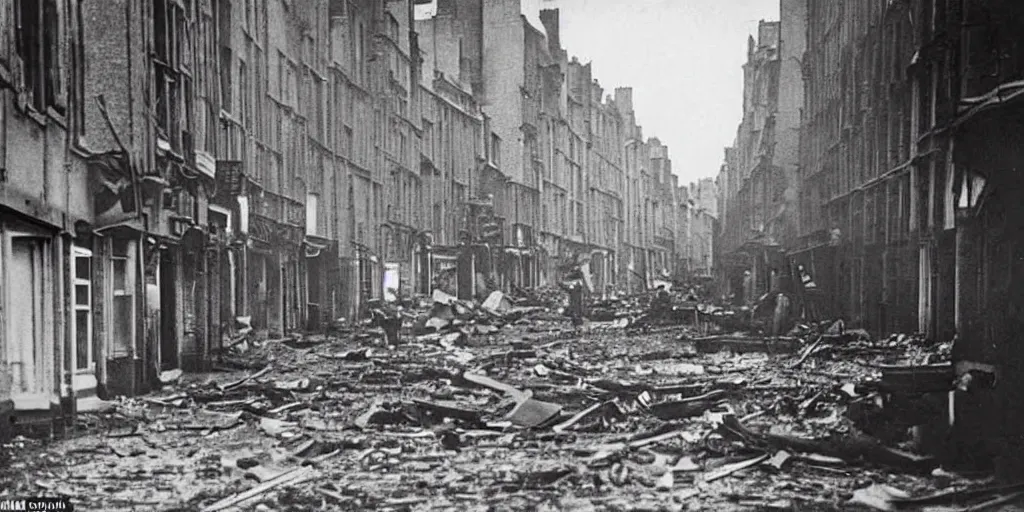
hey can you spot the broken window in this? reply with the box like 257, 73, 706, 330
15, 0, 64, 114
154, 0, 186, 150
218, 0, 232, 111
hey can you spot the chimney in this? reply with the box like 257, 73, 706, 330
614, 87, 634, 113
539, 9, 560, 52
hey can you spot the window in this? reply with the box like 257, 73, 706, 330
73, 247, 93, 371
218, 0, 232, 111
111, 239, 135, 357
357, 23, 365, 81
15, 0, 64, 114
239, 60, 249, 126
491, 134, 501, 167
154, 0, 186, 148
68, 0, 86, 139
220, 48, 233, 111
276, 51, 284, 99
576, 201, 584, 235
0, 0, 9, 66
254, 48, 264, 136
285, 62, 297, 106
244, 0, 252, 32
306, 193, 319, 235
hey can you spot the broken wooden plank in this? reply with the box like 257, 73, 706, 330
553, 400, 615, 433
704, 453, 769, 482
628, 427, 690, 449
411, 399, 483, 423
791, 335, 825, 369
219, 365, 273, 392
461, 371, 527, 400
200, 465, 314, 512
717, 414, 935, 473
647, 389, 729, 420
316, 486, 349, 504
691, 336, 802, 355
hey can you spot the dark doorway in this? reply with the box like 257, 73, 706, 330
307, 256, 322, 331
281, 262, 289, 332
159, 250, 178, 371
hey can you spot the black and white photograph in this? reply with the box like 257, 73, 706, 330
0, 0, 1022, 509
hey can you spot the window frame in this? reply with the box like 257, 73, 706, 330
108, 239, 136, 358
72, 246, 94, 373
14, 0, 65, 119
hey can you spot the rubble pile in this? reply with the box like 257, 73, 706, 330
0, 296, 1001, 511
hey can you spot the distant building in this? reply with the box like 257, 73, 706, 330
716, 18, 798, 302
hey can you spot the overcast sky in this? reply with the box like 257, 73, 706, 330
526, 0, 780, 185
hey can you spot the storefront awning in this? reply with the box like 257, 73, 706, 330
93, 218, 146, 238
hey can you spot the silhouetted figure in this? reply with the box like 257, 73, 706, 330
368, 299, 402, 345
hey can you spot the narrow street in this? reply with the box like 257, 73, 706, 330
0, 290, 999, 512
3, 0, 1024, 510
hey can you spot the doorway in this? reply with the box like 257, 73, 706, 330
159, 250, 178, 371
8, 236, 48, 403
71, 246, 96, 393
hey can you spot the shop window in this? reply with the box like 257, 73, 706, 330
111, 239, 135, 357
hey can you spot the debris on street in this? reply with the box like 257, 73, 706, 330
0, 289, 999, 510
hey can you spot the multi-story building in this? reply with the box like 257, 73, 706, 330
648, 138, 676, 280
582, 76, 626, 294
795, 0, 918, 333
416, 1, 500, 299
686, 178, 717, 280
0, 0, 231, 434
1, 0, 95, 434
417, 2, 643, 295
917, 0, 1024, 480
0, 0, 698, 438
717, 20, 791, 303
617, 87, 653, 292
785, 0, 1024, 480
710, 0, 1024, 476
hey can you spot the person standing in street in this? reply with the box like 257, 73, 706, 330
798, 264, 821, 321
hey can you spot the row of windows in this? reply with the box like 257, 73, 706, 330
0, 0, 82, 136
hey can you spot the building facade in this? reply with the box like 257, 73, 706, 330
0, 0, 702, 438
711, 0, 1024, 479
681, 178, 717, 281
417, 1, 681, 297
717, 20, 792, 303
924, 0, 1024, 480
